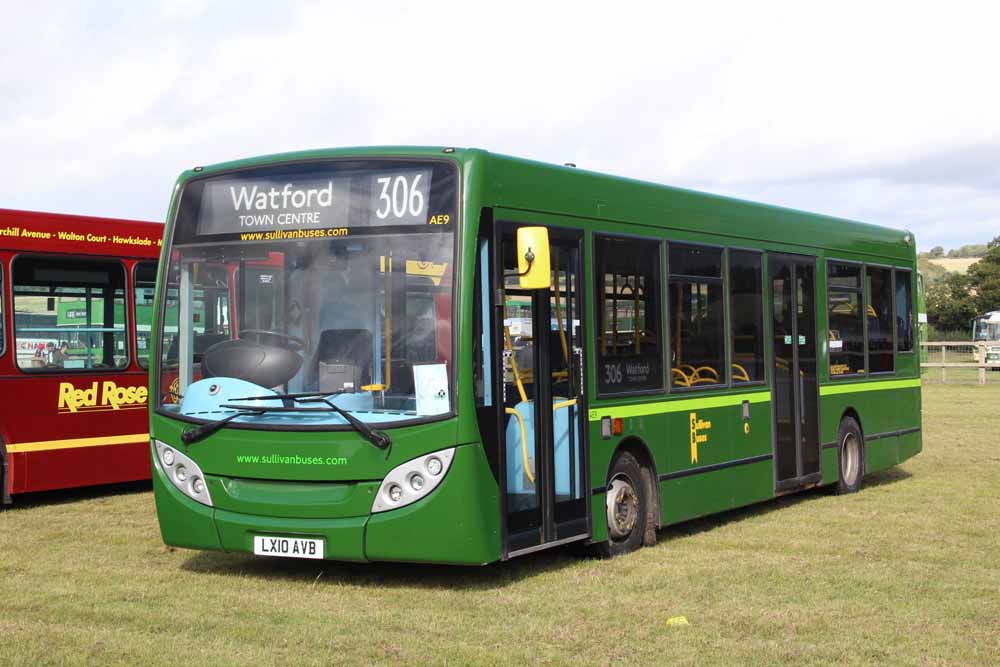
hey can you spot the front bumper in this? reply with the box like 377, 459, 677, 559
152, 442, 501, 565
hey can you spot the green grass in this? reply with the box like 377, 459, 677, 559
2, 384, 999, 666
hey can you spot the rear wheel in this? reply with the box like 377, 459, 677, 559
837, 417, 864, 494
598, 452, 647, 557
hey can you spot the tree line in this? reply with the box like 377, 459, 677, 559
923, 235, 1000, 333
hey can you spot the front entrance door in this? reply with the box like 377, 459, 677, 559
495, 224, 589, 556
769, 254, 820, 491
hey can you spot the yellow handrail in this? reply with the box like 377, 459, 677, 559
553, 398, 577, 411
503, 327, 528, 403
505, 407, 533, 484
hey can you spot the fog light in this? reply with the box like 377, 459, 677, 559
387, 484, 403, 502
175, 465, 187, 483
192, 477, 205, 494
426, 457, 443, 476
409, 474, 425, 491
162, 448, 175, 466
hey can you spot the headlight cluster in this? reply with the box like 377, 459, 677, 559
371, 448, 455, 513
154, 440, 213, 507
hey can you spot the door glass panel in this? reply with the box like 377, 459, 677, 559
771, 260, 797, 481
550, 246, 585, 532
796, 263, 819, 475
502, 238, 541, 538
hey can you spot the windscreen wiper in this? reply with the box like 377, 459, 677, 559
181, 407, 266, 444
182, 392, 344, 445
216, 391, 392, 450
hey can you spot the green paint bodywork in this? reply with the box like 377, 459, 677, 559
150, 146, 921, 565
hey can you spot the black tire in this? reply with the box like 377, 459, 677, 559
597, 451, 648, 557
836, 416, 864, 494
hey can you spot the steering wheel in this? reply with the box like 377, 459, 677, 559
239, 329, 306, 352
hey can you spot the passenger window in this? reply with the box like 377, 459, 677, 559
595, 235, 662, 394
729, 250, 764, 383
669, 244, 724, 388
867, 266, 894, 372
895, 269, 914, 352
0, 264, 5, 356
13, 257, 129, 371
827, 262, 865, 376
134, 261, 157, 368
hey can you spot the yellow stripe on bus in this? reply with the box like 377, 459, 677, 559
819, 378, 921, 396
5, 433, 150, 454
588, 391, 770, 422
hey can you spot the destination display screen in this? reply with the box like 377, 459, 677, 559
173, 159, 457, 243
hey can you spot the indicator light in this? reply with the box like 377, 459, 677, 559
192, 477, 205, 495
612, 418, 624, 435
162, 448, 175, 466
388, 484, 403, 502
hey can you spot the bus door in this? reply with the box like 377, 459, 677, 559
769, 254, 820, 492
494, 223, 589, 557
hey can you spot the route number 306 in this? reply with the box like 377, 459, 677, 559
604, 363, 623, 385
375, 174, 425, 219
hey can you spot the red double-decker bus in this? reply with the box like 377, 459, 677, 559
0, 209, 162, 504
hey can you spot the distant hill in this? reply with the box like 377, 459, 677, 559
926, 257, 980, 274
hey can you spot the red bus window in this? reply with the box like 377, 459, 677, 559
13, 256, 129, 372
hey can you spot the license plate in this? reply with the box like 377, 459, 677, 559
253, 535, 324, 560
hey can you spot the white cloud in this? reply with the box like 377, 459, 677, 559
1, 0, 998, 248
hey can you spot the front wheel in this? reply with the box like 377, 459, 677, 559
598, 452, 648, 557
837, 416, 864, 494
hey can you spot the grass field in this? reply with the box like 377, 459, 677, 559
2, 384, 998, 666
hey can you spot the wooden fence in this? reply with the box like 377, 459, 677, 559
920, 341, 1000, 384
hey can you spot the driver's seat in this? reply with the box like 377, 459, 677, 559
314, 329, 373, 393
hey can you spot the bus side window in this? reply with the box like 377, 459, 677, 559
828, 262, 865, 376
669, 243, 724, 389
729, 250, 764, 383
595, 234, 663, 395
0, 262, 5, 358
866, 266, 894, 373
12, 256, 129, 372
895, 269, 913, 353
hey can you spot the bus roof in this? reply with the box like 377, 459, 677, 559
0, 208, 162, 258
176, 146, 914, 263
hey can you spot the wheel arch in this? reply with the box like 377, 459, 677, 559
609, 436, 661, 534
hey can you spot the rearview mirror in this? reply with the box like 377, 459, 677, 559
516, 227, 551, 290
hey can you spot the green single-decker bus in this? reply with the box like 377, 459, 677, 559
150, 147, 922, 564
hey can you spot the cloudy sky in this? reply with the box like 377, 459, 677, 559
2, 1, 997, 249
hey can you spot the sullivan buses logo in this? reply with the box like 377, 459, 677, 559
689, 412, 712, 464
58, 381, 148, 414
